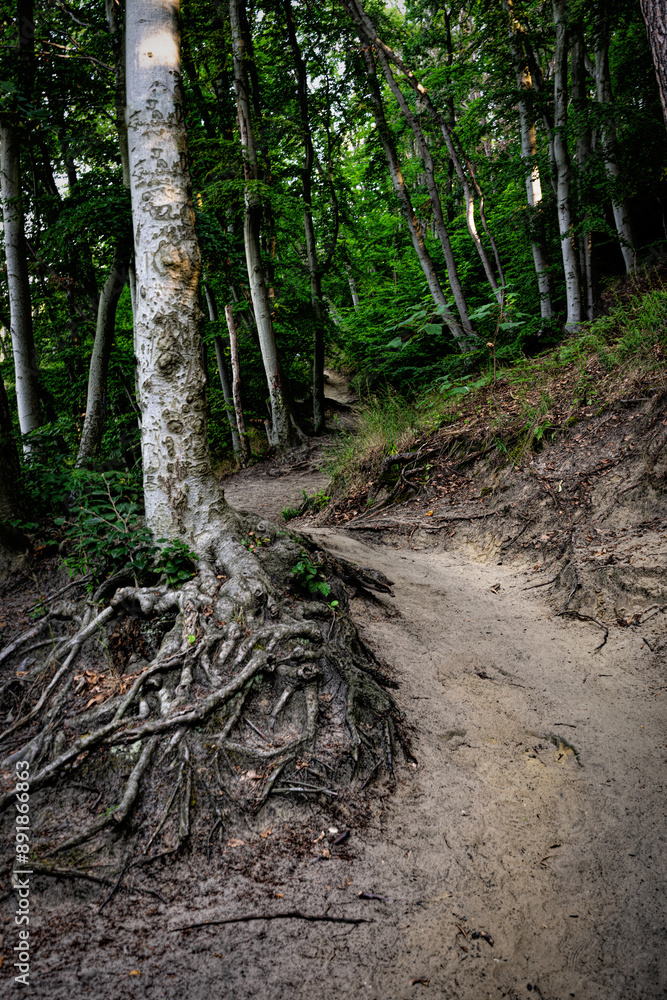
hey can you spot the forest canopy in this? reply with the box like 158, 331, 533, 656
1, 0, 666, 492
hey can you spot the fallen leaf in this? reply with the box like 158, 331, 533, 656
259, 828, 272, 839
129, 970, 141, 976
425, 511, 434, 516
227, 839, 244, 848
275, 893, 284, 898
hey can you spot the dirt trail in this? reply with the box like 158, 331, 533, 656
221, 369, 354, 521
15, 380, 667, 1000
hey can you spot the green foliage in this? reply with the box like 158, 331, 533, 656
50, 473, 198, 591
290, 553, 332, 599
281, 488, 331, 521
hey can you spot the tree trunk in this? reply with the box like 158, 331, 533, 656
502, 0, 553, 319
552, 0, 582, 330
0, 122, 40, 447
230, 0, 301, 450
105, 0, 131, 187
126, 0, 233, 540
594, 29, 635, 274
0, 367, 28, 578
640, 0, 667, 128
0, 367, 21, 523
282, 0, 327, 431
76, 242, 130, 467
0, 0, 398, 853
369, 41, 474, 346
571, 31, 595, 320
224, 304, 251, 464
346, 265, 360, 311
203, 283, 243, 462
345, 0, 502, 304
361, 48, 461, 333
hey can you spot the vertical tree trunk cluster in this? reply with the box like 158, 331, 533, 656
282, 0, 328, 432
230, 0, 302, 450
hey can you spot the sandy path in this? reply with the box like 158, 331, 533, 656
277, 529, 666, 1000
19, 389, 667, 999
85, 530, 662, 1000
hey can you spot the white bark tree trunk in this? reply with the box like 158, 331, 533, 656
345, 265, 360, 311
0, 122, 40, 448
225, 303, 251, 464
125, 0, 232, 540
203, 282, 243, 462
345, 0, 502, 305
370, 44, 475, 346
361, 49, 466, 345
594, 40, 635, 274
552, 0, 582, 330
230, 0, 301, 450
502, 0, 553, 319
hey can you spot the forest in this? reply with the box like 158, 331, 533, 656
1, 0, 667, 996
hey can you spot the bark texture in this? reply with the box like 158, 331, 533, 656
641, 0, 667, 128
125, 0, 232, 540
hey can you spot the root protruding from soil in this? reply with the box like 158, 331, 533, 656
0, 515, 401, 862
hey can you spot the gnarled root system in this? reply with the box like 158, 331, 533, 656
0, 515, 403, 864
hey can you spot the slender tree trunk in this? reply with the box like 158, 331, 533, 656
0, 123, 40, 447
105, 0, 131, 186
369, 41, 474, 345
571, 32, 594, 320
345, 0, 502, 304
640, 0, 667, 128
230, 0, 301, 450
346, 265, 360, 310
0, 367, 21, 522
76, 243, 130, 467
594, 30, 635, 273
203, 282, 243, 461
282, 0, 327, 431
361, 49, 462, 338
224, 304, 251, 464
126, 0, 232, 540
502, 0, 553, 319
552, 0, 582, 329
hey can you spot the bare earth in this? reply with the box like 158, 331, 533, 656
4, 383, 667, 999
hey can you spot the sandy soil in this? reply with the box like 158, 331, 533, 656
3, 379, 666, 999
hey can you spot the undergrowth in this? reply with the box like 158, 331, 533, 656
327, 284, 667, 493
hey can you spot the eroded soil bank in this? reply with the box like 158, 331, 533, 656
9, 520, 666, 999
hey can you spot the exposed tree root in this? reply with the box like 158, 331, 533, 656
0, 515, 402, 861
